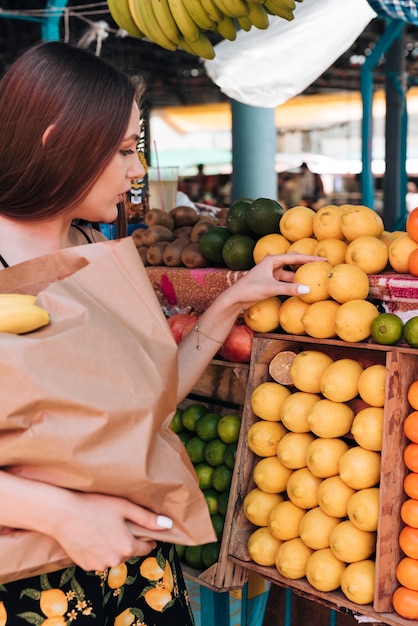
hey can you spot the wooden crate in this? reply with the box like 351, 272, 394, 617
227, 333, 418, 625
180, 359, 250, 591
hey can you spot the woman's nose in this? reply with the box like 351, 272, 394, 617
129, 155, 145, 180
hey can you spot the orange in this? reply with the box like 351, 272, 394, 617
401, 499, 418, 528
396, 556, 418, 591
404, 442, 418, 473
389, 234, 418, 273
408, 381, 418, 410
399, 525, 418, 559
408, 247, 418, 276
404, 412, 418, 443
407, 206, 418, 243
40, 589, 68, 618
404, 472, 418, 499
392, 586, 418, 620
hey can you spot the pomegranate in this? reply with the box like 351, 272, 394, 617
167, 312, 198, 344
219, 322, 254, 363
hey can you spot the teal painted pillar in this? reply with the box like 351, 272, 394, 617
41, 0, 68, 41
230, 100, 277, 202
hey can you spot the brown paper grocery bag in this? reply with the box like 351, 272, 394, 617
0, 237, 215, 583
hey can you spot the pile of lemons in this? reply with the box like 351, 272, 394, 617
243, 349, 385, 606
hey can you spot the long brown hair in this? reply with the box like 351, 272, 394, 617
0, 41, 139, 221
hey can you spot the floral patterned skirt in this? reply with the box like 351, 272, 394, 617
0, 542, 195, 625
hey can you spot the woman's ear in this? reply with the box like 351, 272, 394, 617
41, 124, 56, 147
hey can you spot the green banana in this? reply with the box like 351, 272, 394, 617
199, 0, 223, 22
0, 301, 50, 334
129, 0, 177, 50
107, 0, 145, 38
263, 0, 294, 19
237, 14, 252, 30
215, 14, 237, 40
185, 31, 216, 58
212, 0, 248, 18
167, 0, 200, 42
182, 0, 217, 30
247, 2, 269, 28
151, 0, 181, 44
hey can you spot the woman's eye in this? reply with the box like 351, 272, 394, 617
120, 149, 136, 156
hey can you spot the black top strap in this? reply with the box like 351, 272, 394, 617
71, 224, 94, 244
0, 254, 9, 268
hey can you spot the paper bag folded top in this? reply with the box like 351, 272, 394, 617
0, 237, 215, 583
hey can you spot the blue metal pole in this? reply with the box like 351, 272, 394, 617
360, 19, 405, 209
41, 0, 69, 41
199, 587, 231, 626
230, 99, 277, 202
284, 588, 292, 626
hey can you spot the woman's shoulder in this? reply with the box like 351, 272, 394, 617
70, 224, 108, 244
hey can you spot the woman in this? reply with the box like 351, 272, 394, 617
0, 41, 319, 625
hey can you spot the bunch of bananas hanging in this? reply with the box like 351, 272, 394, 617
108, 0, 302, 59
0, 294, 50, 335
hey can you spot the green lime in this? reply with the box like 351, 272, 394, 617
217, 490, 229, 516
196, 412, 222, 442
212, 464, 233, 493
217, 414, 241, 444
204, 438, 228, 467
170, 408, 184, 434
204, 489, 219, 516
211, 513, 225, 540
177, 430, 192, 446
223, 442, 238, 470
194, 463, 215, 490
222, 234, 256, 271
404, 316, 418, 348
225, 198, 254, 236
371, 312, 404, 345
185, 436, 207, 464
246, 197, 285, 236
175, 544, 186, 561
181, 403, 207, 432
199, 226, 231, 264
201, 542, 220, 568
185, 545, 204, 569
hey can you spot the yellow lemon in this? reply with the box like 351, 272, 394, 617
318, 475, 356, 518
244, 296, 282, 332
279, 391, 321, 433
276, 431, 315, 469
139, 557, 165, 580
247, 526, 282, 566
293, 261, 333, 304
326, 263, 370, 303
312, 205, 345, 241
351, 407, 384, 451
143, 587, 173, 612
329, 519, 376, 563
345, 235, 389, 274
243, 488, 284, 526
357, 363, 386, 407
279, 206, 316, 242
275, 537, 314, 579
268, 499, 306, 541
0, 602, 6, 626
307, 399, 354, 438
286, 467, 322, 509
305, 548, 347, 591
347, 487, 380, 532
287, 237, 319, 256
247, 420, 287, 457
278, 296, 309, 335
334, 299, 379, 343
314, 238, 348, 266
40, 589, 68, 618
320, 358, 364, 402
253, 455, 293, 493
380, 230, 395, 247
299, 506, 341, 550
340, 560, 375, 605
269, 350, 297, 386
107, 562, 128, 589
42, 618, 67, 626
389, 234, 418, 273
253, 233, 290, 263
301, 300, 340, 339
289, 350, 333, 393
250, 381, 291, 421
163, 561, 174, 591
306, 437, 349, 478
114, 608, 136, 626
340, 205, 384, 241
339, 446, 381, 490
